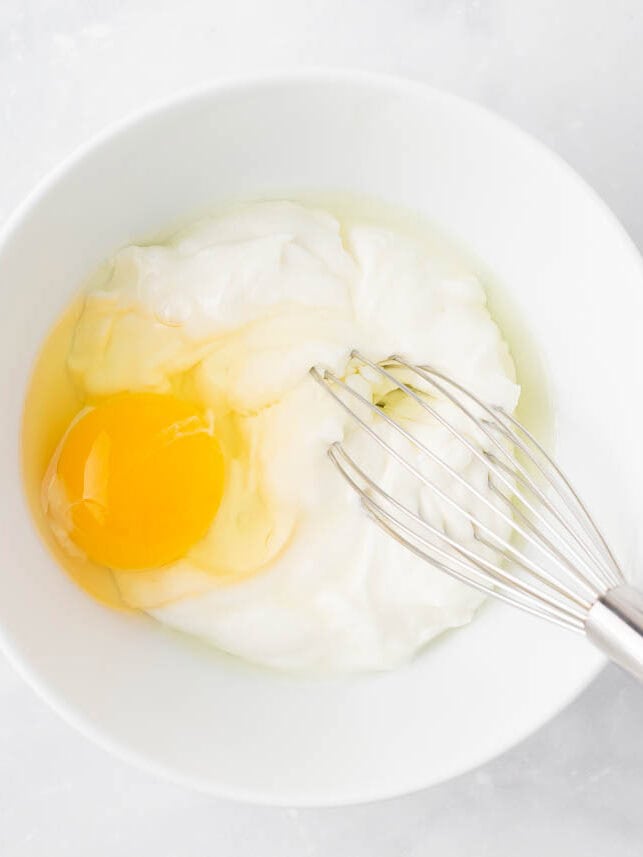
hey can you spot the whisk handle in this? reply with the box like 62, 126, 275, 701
586, 585, 643, 682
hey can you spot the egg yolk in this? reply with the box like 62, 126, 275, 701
51, 392, 224, 570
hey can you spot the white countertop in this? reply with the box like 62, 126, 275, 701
2, 1, 643, 853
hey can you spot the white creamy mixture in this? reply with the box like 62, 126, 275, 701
67, 201, 519, 671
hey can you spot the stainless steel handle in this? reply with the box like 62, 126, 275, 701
586, 584, 643, 682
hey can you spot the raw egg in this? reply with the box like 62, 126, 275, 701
46, 392, 224, 570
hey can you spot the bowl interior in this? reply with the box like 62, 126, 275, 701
1, 73, 642, 805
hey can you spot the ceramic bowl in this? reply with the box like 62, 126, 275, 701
1, 70, 642, 806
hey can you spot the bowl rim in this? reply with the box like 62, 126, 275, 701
3, 67, 641, 806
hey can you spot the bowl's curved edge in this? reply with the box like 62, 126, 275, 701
0, 618, 608, 806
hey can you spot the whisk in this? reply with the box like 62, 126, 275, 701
310, 351, 643, 682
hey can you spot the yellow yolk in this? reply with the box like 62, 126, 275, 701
49, 393, 224, 570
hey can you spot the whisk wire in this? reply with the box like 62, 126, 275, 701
310, 354, 626, 635
316, 367, 589, 593
490, 407, 624, 585
404, 357, 622, 585
386, 355, 619, 591
330, 442, 588, 625
483, 447, 616, 592
317, 360, 602, 601
312, 354, 643, 682
366, 500, 585, 632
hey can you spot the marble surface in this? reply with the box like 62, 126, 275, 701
2, 1, 643, 853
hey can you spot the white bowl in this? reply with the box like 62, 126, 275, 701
1, 70, 642, 807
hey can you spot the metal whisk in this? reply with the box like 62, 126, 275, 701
311, 351, 643, 682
